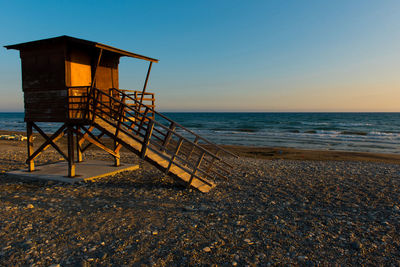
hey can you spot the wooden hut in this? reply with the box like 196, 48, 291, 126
5, 36, 235, 193
5, 35, 158, 122
5, 36, 157, 176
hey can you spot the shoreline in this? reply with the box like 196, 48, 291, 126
2, 129, 399, 165
219, 145, 400, 165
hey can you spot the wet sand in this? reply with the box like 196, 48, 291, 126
0, 135, 399, 265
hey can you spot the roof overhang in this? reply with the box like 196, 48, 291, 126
4, 35, 159, 63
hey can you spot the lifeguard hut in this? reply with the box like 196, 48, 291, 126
5, 36, 235, 192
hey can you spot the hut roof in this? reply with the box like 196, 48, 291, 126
4, 35, 158, 63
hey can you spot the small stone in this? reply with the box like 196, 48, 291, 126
199, 205, 208, 211
298, 255, 308, 261
232, 261, 238, 266
184, 206, 195, 211
26, 204, 34, 209
49, 264, 61, 267
350, 241, 362, 250
88, 247, 96, 252
203, 246, 211, 252
152, 231, 158, 235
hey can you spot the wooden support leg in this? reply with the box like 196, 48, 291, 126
141, 120, 154, 159
67, 126, 76, 177
114, 141, 120, 167
26, 122, 34, 172
76, 126, 83, 162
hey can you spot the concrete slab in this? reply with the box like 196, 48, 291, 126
6, 160, 139, 183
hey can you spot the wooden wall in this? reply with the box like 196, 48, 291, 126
20, 43, 68, 122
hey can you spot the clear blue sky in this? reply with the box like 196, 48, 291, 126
1, 0, 400, 112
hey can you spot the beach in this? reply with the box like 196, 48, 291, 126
0, 135, 399, 266
2, 1, 400, 265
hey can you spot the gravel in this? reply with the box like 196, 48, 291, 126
0, 145, 399, 265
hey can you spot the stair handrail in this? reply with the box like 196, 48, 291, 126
110, 87, 238, 158
87, 88, 227, 162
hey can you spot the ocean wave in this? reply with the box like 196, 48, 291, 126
336, 122, 373, 126
300, 122, 330, 126
300, 121, 373, 127
341, 131, 368, 136
236, 128, 258, 133
368, 131, 400, 137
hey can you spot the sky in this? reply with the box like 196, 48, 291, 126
0, 0, 399, 112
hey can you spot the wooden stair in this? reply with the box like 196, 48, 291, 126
93, 118, 215, 192
81, 87, 236, 193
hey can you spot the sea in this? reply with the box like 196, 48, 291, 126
1, 112, 399, 154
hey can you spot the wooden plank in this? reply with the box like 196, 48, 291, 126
24, 117, 68, 123
26, 125, 66, 162
91, 48, 103, 91
141, 120, 154, 158
28, 123, 68, 162
25, 97, 67, 102
76, 126, 83, 162
25, 108, 67, 114
186, 136, 199, 161
26, 122, 34, 172
162, 122, 176, 149
114, 141, 120, 167
188, 152, 205, 187
165, 137, 183, 174
78, 125, 94, 146
67, 125, 75, 177
72, 128, 119, 158
26, 114, 67, 119
25, 103, 67, 109
24, 90, 68, 97
138, 62, 153, 112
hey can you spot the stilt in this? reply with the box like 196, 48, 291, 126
67, 125, 76, 177
76, 126, 83, 162
26, 122, 35, 172
114, 141, 120, 167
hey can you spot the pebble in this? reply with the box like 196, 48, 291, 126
203, 247, 211, 252
183, 206, 195, 212
26, 204, 34, 209
350, 241, 362, 250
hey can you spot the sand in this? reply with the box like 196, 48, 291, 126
0, 136, 399, 265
